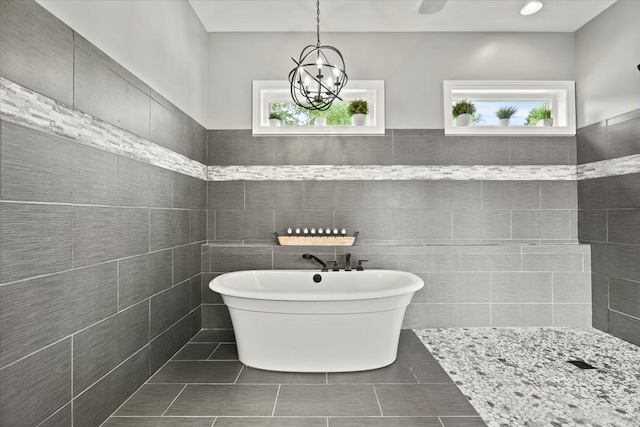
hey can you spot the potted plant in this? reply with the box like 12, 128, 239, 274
269, 112, 282, 126
525, 105, 553, 127
314, 116, 327, 126
495, 106, 518, 126
452, 99, 476, 126
348, 99, 368, 126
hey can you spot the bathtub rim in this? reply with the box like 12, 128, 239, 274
209, 269, 424, 302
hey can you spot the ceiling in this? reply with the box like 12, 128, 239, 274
188, 0, 617, 33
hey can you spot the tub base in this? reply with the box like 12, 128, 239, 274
229, 306, 406, 372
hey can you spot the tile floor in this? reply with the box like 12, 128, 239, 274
415, 328, 640, 427
103, 329, 486, 426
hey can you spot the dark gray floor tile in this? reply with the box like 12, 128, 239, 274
375, 384, 477, 416
39, 403, 71, 427
104, 418, 214, 427
216, 418, 326, 427
440, 417, 488, 427
209, 343, 238, 360
73, 301, 149, 396
73, 347, 149, 427
274, 385, 381, 416
191, 329, 236, 343
114, 384, 185, 416
0, 202, 72, 284
0, 339, 70, 426
0, 0, 74, 105
330, 417, 443, 427
328, 360, 417, 384
166, 384, 278, 416
150, 316, 192, 374
150, 281, 191, 339
173, 343, 218, 360
237, 367, 326, 384
399, 329, 424, 346
149, 361, 242, 383
118, 249, 172, 310
0, 262, 117, 367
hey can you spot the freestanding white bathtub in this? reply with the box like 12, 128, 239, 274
209, 270, 424, 372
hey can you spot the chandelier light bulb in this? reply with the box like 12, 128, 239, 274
520, 0, 543, 16
316, 56, 323, 69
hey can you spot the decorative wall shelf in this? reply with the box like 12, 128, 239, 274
275, 232, 359, 246
443, 80, 576, 136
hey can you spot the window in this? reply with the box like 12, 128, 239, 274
252, 80, 385, 135
443, 81, 576, 136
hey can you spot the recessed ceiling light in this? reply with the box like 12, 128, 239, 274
520, 0, 544, 16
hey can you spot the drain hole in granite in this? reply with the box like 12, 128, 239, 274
567, 360, 597, 370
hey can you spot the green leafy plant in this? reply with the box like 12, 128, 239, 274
525, 105, 552, 126
452, 99, 476, 118
269, 112, 283, 120
347, 99, 368, 116
495, 106, 519, 119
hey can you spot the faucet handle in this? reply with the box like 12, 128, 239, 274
331, 261, 340, 272
356, 260, 369, 271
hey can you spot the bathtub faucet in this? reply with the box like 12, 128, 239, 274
345, 252, 352, 271
302, 254, 328, 272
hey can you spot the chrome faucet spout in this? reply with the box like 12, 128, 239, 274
345, 252, 351, 271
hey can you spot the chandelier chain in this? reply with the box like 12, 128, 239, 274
316, 0, 320, 46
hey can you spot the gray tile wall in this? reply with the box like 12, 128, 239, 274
577, 108, 640, 346
0, 2, 207, 425
208, 130, 577, 167
207, 179, 578, 244
201, 243, 591, 329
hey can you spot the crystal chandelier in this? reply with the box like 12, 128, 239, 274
288, 0, 348, 111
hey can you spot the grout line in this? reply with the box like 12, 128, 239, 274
206, 343, 222, 360
71, 335, 74, 427
437, 417, 447, 427
210, 417, 217, 427
161, 384, 188, 416
233, 364, 245, 384
34, 403, 70, 427
271, 384, 281, 417
372, 385, 384, 416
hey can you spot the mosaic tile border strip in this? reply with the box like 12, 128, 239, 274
207, 165, 578, 181
577, 154, 640, 179
3, 77, 637, 182
0, 77, 207, 180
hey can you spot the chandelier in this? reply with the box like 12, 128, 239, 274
288, 0, 348, 111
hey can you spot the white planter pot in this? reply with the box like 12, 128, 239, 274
542, 118, 553, 127
455, 114, 471, 126
314, 117, 327, 126
351, 114, 367, 126
499, 118, 511, 126
269, 119, 281, 127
